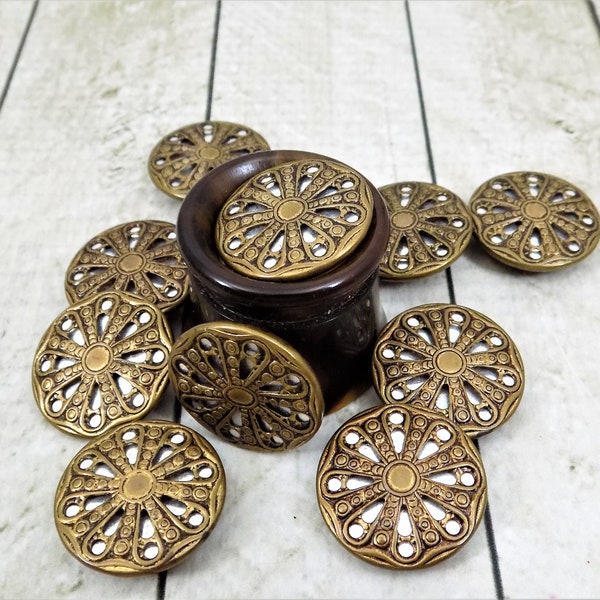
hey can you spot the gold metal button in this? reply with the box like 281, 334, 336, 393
148, 121, 270, 199
469, 171, 600, 271
65, 220, 190, 312
169, 321, 324, 451
378, 182, 473, 280
215, 159, 374, 280
372, 303, 525, 437
32, 292, 172, 437
316, 404, 487, 569
54, 420, 225, 574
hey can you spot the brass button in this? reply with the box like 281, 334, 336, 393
470, 171, 600, 271
54, 420, 225, 574
316, 404, 487, 569
215, 159, 374, 280
169, 321, 324, 451
65, 220, 190, 312
372, 303, 525, 437
148, 121, 270, 199
378, 182, 473, 279
32, 292, 172, 437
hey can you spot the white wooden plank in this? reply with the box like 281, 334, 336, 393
167, 2, 492, 597
411, 1, 600, 597
0, 1, 216, 597
0, 1, 33, 90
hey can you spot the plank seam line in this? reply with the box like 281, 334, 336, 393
405, 2, 504, 598
587, 0, 600, 41
0, 0, 39, 115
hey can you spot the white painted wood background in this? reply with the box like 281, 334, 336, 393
0, 1, 599, 598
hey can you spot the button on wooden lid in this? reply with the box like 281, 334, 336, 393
372, 303, 525, 437
316, 404, 487, 569
378, 182, 473, 279
54, 420, 225, 574
148, 121, 270, 199
65, 220, 189, 312
214, 159, 374, 280
469, 171, 600, 271
169, 321, 324, 451
33, 292, 172, 437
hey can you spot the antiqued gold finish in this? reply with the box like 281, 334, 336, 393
316, 404, 487, 569
148, 121, 270, 199
470, 171, 600, 271
54, 420, 225, 575
169, 321, 324, 451
32, 292, 172, 437
215, 159, 374, 280
378, 182, 473, 280
65, 221, 190, 312
372, 303, 524, 437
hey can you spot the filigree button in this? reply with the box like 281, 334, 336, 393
148, 121, 270, 199
317, 404, 487, 568
214, 159, 374, 280
372, 303, 524, 437
65, 220, 189, 312
378, 182, 473, 279
54, 420, 226, 574
469, 171, 600, 271
169, 321, 324, 451
33, 292, 172, 437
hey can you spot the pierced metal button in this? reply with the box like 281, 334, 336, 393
378, 182, 473, 279
469, 171, 600, 271
372, 303, 524, 437
54, 420, 226, 574
65, 220, 189, 312
169, 321, 324, 451
33, 292, 172, 437
317, 404, 487, 569
148, 121, 270, 199
215, 159, 374, 280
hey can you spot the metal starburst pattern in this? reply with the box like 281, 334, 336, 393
65, 220, 189, 312
469, 171, 599, 271
317, 404, 487, 569
54, 420, 226, 575
215, 159, 374, 280
378, 182, 473, 279
372, 303, 524, 437
32, 292, 172, 437
148, 121, 270, 199
169, 321, 324, 451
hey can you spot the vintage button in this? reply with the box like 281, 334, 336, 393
65, 220, 190, 312
215, 158, 374, 280
316, 404, 487, 569
148, 121, 270, 199
32, 292, 172, 437
469, 171, 600, 271
378, 182, 473, 279
372, 303, 524, 437
169, 321, 324, 451
54, 420, 226, 574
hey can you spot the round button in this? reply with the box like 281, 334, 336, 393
378, 182, 473, 280
32, 292, 172, 437
148, 121, 270, 200
169, 321, 324, 451
54, 420, 226, 574
372, 303, 525, 437
316, 404, 487, 569
470, 171, 600, 271
215, 159, 374, 281
65, 220, 189, 312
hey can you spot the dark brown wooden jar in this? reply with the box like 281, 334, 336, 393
177, 150, 390, 413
